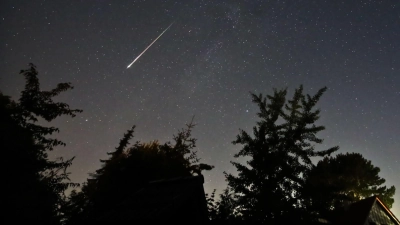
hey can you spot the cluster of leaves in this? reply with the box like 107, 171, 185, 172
65, 120, 213, 225
303, 152, 396, 216
206, 188, 239, 221
2, 64, 82, 225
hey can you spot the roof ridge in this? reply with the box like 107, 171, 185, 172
375, 196, 400, 225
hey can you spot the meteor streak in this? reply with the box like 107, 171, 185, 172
127, 22, 174, 68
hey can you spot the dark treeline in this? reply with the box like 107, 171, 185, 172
2, 64, 395, 225
2, 64, 82, 225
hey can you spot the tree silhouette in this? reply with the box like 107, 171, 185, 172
65, 120, 213, 225
224, 85, 339, 224
206, 188, 240, 222
303, 152, 396, 216
2, 64, 82, 225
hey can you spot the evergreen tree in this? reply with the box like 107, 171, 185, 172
303, 152, 396, 215
224, 85, 338, 224
66, 120, 213, 225
2, 64, 82, 225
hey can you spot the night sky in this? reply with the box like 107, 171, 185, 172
1, 0, 399, 213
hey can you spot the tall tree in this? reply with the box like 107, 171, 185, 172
303, 152, 396, 215
2, 64, 82, 225
66, 120, 213, 225
224, 85, 338, 224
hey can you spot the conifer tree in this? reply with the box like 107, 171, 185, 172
224, 85, 338, 224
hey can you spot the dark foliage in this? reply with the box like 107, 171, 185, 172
2, 64, 82, 225
303, 152, 396, 216
223, 85, 339, 224
206, 189, 219, 220
207, 188, 241, 223
65, 119, 213, 225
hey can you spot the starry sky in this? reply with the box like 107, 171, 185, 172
1, 0, 399, 213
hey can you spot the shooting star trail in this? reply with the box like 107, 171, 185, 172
127, 22, 174, 68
